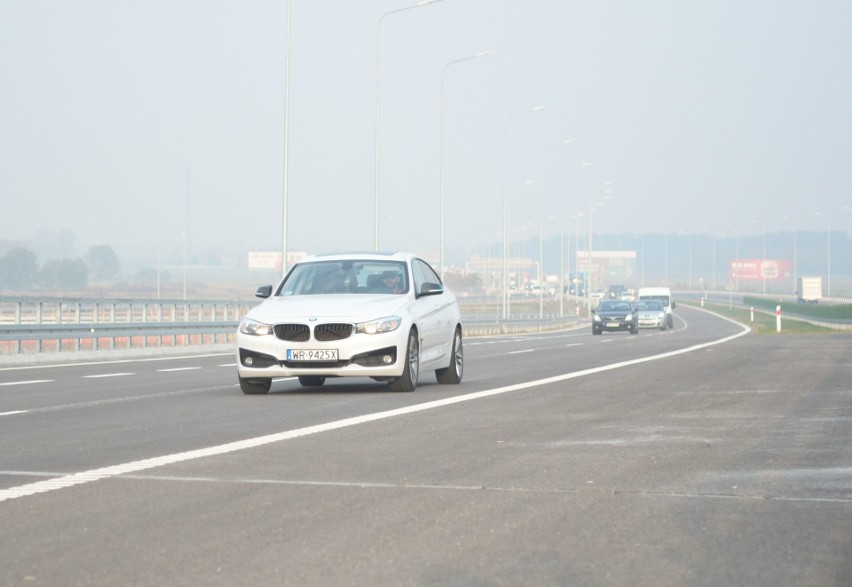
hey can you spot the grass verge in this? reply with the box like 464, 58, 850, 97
684, 301, 837, 335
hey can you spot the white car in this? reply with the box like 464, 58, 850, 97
236, 252, 464, 394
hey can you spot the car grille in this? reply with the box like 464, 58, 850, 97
314, 323, 354, 342
274, 323, 310, 342
273, 322, 354, 342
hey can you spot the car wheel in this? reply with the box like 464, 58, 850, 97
298, 376, 326, 387
436, 327, 463, 384
239, 376, 271, 395
389, 329, 419, 392
667, 315, 674, 329
660, 323, 667, 331
592, 327, 601, 335
631, 325, 639, 334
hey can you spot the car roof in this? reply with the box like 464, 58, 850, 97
302, 251, 415, 263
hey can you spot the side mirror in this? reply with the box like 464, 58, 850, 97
671, 300, 676, 309
255, 285, 273, 299
419, 282, 443, 297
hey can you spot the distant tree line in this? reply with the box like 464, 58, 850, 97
0, 245, 120, 291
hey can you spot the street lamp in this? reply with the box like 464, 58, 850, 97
813, 211, 831, 296
753, 219, 766, 293
501, 106, 548, 319
781, 214, 797, 290
537, 139, 573, 318
375, 0, 442, 250
439, 49, 495, 278
281, 0, 292, 277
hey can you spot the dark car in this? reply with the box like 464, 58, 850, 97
607, 284, 627, 299
592, 299, 638, 335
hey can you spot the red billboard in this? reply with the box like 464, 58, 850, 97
729, 259, 792, 281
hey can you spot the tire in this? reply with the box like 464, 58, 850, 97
436, 327, 463, 385
389, 329, 419, 392
660, 323, 667, 331
592, 326, 601, 335
630, 325, 639, 334
298, 376, 326, 387
667, 315, 674, 329
239, 376, 271, 395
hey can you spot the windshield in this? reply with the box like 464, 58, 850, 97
640, 295, 670, 308
636, 300, 664, 311
599, 301, 632, 312
277, 260, 408, 296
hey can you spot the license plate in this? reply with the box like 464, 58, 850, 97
287, 349, 338, 361
606, 322, 620, 328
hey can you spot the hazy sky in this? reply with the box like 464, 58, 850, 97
2, 0, 851, 264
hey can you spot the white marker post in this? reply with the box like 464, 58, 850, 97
776, 305, 781, 333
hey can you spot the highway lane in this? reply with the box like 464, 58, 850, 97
1, 305, 850, 585
0, 306, 740, 478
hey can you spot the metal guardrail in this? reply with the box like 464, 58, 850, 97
0, 296, 583, 357
676, 290, 852, 331
0, 297, 255, 355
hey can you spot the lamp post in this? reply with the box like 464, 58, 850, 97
726, 222, 739, 292
280, 0, 292, 277
439, 50, 495, 279
501, 106, 548, 319
753, 219, 766, 293
537, 139, 573, 318
781, 215, 797, 290
375, 0, 442, 251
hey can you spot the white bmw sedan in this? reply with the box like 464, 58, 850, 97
236, 252, 464, 394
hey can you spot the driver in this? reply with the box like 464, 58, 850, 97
381, 270, 404, 294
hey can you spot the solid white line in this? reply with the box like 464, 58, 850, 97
508, 349, 534, 355
0, 410, 28, 417
156, 367, 201, 372
0, 315, 751, 504
0, 353, 232, 372
0, 380, 54, 386
83, 373, 134, 379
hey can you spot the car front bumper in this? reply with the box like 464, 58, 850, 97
236, 329, 407, 379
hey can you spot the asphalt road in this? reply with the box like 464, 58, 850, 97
1, 305, 850, 586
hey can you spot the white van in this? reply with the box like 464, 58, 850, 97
637, 287, 675, 329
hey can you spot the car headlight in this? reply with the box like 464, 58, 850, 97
239, 318, 274, 336
624, 314, 633, 321
356, 316, 401, 334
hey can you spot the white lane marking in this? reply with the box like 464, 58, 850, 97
219, 363, 237, 367
156, 367, 202, 372
0, 317, 750, 504
0, 353, 232, 372
0, 380, 54, 386
564, 343, 582, 348
508, 349, 534, 355
83, 373, 135, 379
0, 411, 28, 417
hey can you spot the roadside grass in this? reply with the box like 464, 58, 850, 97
684, 301, 837, 335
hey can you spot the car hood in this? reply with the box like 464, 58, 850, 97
637, 310, 664, 317
248, 294, 409, 324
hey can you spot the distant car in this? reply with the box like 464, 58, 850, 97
607, 285, 627, 299
592, 299, 638, 335
635, 299, 667, 330
236, 252, 464, 394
